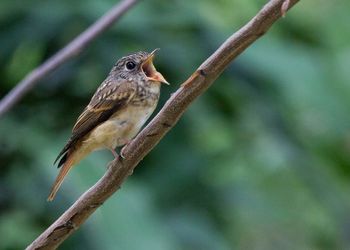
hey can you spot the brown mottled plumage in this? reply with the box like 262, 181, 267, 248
48, 50, 168, 201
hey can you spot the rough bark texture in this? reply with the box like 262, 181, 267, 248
0, 0, 139, 117
26, 0, 300, 249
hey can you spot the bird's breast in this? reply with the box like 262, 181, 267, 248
85, 95, 159, 150
114, 99, 158, 133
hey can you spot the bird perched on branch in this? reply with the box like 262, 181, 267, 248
48, 49, 168, 201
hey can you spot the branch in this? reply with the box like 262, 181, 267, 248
26, 0, 299, 249
0, 0, 139, 118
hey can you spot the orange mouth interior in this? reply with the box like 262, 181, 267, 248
142, 57, 157, 79
141, 54, 169, 84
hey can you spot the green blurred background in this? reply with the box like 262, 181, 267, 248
1, 0, 350, 249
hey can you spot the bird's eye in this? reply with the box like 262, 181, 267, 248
126, 61, 136, 70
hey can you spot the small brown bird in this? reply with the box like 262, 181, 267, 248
48, 50, 168, 201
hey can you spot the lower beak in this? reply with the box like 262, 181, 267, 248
141, 50, 169, 85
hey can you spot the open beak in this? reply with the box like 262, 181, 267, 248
141, 49, 169, 85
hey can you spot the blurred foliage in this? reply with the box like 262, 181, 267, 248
1, 0, 350, 249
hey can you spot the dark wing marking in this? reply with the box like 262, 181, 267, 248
54, 79, 136, 167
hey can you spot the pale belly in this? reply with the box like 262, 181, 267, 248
82, 103, 157, 151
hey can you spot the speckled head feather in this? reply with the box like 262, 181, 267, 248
110, 52, 146, 84
109, 50, 159, 82
113, 51, 149, 69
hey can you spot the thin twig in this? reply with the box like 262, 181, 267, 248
0, 0, 139, 118
26, 0, 300, 249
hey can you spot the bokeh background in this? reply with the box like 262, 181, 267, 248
1, 0, 350, 249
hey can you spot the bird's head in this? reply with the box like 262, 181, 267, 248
111, 49, 169, 85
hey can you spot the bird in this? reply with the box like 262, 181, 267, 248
48, 49, 168, 201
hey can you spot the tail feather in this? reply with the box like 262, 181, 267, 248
57, 152, 68, 168
47, 153, 75, 201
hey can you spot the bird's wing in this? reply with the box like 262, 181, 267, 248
54, 79, 137, 166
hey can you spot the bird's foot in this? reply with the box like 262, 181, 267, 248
120, 139, 133, 159
120, 147, 126, 159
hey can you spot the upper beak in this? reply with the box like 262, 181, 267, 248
141, 49, 169, 85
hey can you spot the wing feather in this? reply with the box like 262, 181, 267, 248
54, 79, 136, 166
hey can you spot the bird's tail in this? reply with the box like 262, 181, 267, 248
47, 152, 76, 201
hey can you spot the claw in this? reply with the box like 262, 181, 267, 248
120, 147, 126, 159
120, 139, 133, 159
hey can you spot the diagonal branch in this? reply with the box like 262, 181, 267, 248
0, 0, 140, 118
26, 0, 299, 249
